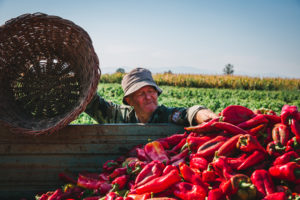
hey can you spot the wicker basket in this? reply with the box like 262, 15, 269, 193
0, 13, 101, 135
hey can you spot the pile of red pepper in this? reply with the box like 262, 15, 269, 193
36, 104, 300, 200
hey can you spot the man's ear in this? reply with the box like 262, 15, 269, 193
125, 96, 132, 106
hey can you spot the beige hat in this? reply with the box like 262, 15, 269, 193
121, 68, 162, 105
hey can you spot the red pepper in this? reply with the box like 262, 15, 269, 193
122, 157, 139, 168
111, 175, 129, 191
262, 192, 287, 200
103, 160, 119, 173
47, 189, 64, 200
212, 156, 234, 180
207, 188, 225, 200
173, 182, 207, 200
281, 105, 298, 125
144, 141, 169, 164
127, 193, 152, 200
170, 148, 189, 163
267, 141, 286, 157
167, 137, 186, 155
226, 153, 247, 170
104, 192, 118, 200
157, 140, 170, 150
77, 173, 103, 189
250, 169, 275, 198
272, 123, 290, 146
220, 105, 255, 125
98, 182, 113, 194
269, 162, 300, 183
135, 169, 181, 194
237, 150, 267, 170
184, 117, 220, 134
286, 137, 300, 154
147, 198, 177, 200
39, 194, 50, 200
212, 121, 248, 135
162, 164, 178, 175
291, 118, 300, 139
179, 162, 208, 190
202, 164, 216, 183
236, 134, 266, 153
217, 134, 242, 156
273, 151, 300, 166
84, 196, 106, 200
136, 148, 150, 161
108, 167, 127, 180
247, 123, 267, 136
134, 160, 165, 188
262, 114, 281, 124
220, 174, 257, 199
157, 132, 188, 147
189, 155, 208, 171
196, 135, 227, 159
254, 108, 277, 116
237, 114, 269, 129
169, 157, 185, 167
183, 135, 211, 152
122, 158, 145, 175
99, 172, 110, 181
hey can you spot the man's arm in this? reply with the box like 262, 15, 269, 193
193, 108, 219, 124
85, 94, 132, 124
167, 105, 217, 126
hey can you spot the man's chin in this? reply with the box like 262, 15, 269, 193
143, 105, 157, 113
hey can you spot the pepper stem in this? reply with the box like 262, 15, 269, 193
239, 182, 252, 189
180, 142, 188, 151
239, 137, 247, 146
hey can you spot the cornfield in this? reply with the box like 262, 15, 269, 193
100, 73, 300, 90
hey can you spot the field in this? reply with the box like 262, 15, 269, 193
100, 73, 300, 90
72, 83, 300, 124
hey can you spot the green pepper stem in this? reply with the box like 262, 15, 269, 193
239, 182, 252, 189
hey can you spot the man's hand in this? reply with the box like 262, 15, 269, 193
194, 109, 218, 124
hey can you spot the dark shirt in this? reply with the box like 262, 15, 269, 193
85, 94, 206, 126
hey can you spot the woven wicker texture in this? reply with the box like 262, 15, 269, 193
0, 13, 101, 135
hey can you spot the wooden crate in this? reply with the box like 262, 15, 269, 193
0, 123, 184, 200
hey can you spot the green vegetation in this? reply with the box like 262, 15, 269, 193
72, 83, 300, 124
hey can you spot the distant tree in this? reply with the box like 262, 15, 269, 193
223, 64, 234, 75
164, 70, 173, 74
116, 68, 125, 73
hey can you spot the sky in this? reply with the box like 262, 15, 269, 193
1, 0, 300, 78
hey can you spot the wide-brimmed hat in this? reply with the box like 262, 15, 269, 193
121, 68, 162, 105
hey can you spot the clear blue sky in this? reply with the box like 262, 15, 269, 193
1, 0, 300, 78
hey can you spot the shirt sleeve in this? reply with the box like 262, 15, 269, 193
84, 94, 132, 124
185, 105, 207, 126
152, 105, 207, 126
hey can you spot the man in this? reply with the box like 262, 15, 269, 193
85, 68, 217, 126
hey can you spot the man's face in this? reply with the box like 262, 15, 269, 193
126, 85, 158, 115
